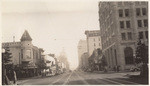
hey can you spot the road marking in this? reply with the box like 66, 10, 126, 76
63, 72, 73, 85
51, 73, 68, 85
102, 78, 124, 85
74, 71, 89, 85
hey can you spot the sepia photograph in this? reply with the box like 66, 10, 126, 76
1, 0, 149, 85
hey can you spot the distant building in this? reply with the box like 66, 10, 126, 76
85, 30, 102, 56
2, 30, 43, 71
81, 52, 89, 70
58, 49, 70, 70
98, 2, 148, 70
77, 40, 87, 68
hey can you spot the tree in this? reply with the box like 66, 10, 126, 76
101, 55, 107, 67
2, 47, 12, 64
37, 59, 47, 70
2, 47, 12, 85
135, 38, 148, 77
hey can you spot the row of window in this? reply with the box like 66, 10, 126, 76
89, 33, 100, 37
136, 8, 147, 16
119, 19, 148, 29
94, 43, 101, 47
120, 21, 131, 28
121, 31, 148, 40
3, 42, 21, 46
139, 31, 148, 39
118, 2, 147, 7
93, 38, 101, 41
135, 2, 147, 5
119, 9, 130, 17
137, 19, 148, 27
121, 32, 132, 40
118, 8, 147, 18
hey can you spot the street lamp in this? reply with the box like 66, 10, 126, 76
2, 48, 5, 53
2, 48, 6, 85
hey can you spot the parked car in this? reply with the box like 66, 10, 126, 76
130, 66, 140, 72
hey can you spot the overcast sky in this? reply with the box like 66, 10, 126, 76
2, 0, 100, 70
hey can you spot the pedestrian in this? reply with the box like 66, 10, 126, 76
5, 75, 11, 85
13, 69, 17, 85
7, 69, 17, 85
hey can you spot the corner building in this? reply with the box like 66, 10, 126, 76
98, 2, 148, 70
2, 30, 43, 70
85, 30, 101, 56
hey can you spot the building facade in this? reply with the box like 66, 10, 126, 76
98, 2, 148, 70
80, 52, 89, 70
85, 30, 102, 56
77, 40, 87, 68
2, 30, 42, 70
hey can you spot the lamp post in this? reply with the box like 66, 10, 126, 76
2, 48, 6, 85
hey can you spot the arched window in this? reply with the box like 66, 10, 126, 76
124, 47, 134, 64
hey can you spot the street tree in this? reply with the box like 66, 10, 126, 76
101, 55, 108, 72
2, 47, 12, 85
37, 59, 47, 71
2, 47, 12, 65
135, 38, 148, 77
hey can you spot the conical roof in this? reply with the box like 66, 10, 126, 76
20, 30, 32, 41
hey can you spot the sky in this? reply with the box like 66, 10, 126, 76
1, 0, 100, 70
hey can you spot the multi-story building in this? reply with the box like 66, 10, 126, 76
98, 2, 148, 70
80, 52, 89, 69
77, 40, 87, 68
2, 30, 43, 70
85, 30, 102, 56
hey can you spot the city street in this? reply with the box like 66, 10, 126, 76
17, 70, 147, 85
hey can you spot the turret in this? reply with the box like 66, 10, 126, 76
20, 30, 33, 63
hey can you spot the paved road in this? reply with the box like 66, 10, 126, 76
17, 70, 145, 85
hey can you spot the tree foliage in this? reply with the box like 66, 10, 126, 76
135, 39, 148, 64
2, 47, 12, 64
37, 59, 47, 70
101, 55, 107, 66
135, 38, 148, 77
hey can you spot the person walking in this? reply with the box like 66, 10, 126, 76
7, 69, 17, 85
13, 70, 17, 85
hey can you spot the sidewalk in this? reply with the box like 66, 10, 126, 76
18, 75, 42, 80
17, 75, 42, 84
91, 70, 140, 76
